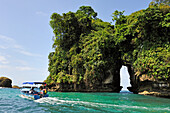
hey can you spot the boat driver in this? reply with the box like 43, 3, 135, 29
29, 87, 34, 94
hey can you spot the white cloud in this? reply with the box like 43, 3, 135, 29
15, 66, 35, 71
0, 45, 8, 49
18, 50, 42, 57
14, 60, 28, 65
0, 35, 15, 42
0, 34, 41, 57
13, 44, 42, 57
0, 35, 14, 49
13, 44, 23, 49
0, 65, 10, 69
36, 11, 48, 16
0, 56, 9, 64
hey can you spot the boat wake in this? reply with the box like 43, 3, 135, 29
34, 97, 170, 111
19, 94, 33, 100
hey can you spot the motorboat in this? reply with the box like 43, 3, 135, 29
21, 82, 49, 100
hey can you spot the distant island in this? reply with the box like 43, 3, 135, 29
0, 77, 12, 88
45, 0, 170, 98
0, 77, 20, 89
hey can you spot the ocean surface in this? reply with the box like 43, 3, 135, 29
0, 88, 170, 113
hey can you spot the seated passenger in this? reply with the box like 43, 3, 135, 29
29, 88, 34, 94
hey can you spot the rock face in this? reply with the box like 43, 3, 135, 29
48, 83, 122, 92
126, 65, 170, 98
47, 68, 122, 92
0, 77, 12, 88
46, 59, 123, 92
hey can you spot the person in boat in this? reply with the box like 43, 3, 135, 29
39, 86, 47, 97
29, 87, 34, 94
43, 88, 47, 94
39, 86, 44, 97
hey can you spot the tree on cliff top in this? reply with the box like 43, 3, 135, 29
50, 6, 97, 51
152, 0, 170, 5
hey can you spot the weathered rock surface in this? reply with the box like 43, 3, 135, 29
139, 91, 170, 98
136, 79, 170, 98
0, 77, 12, 88
135, 78, 170, 98
125, 64, 170, 98
47, 83, 122, 92
47, 67, 122, 92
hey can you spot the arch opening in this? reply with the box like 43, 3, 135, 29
120, 65, 132, 91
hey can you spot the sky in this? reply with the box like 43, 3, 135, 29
0, 0, 152, 86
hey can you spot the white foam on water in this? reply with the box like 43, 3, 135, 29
34, 97, 62, 105
19, 94, 33, 100
34, 97, 170, 111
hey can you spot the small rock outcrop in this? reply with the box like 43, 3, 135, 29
12, 85, 20, 89
0, 77, 12, 88
136, 78, 170, 98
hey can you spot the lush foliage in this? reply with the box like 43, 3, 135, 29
114, 3, 170, 80
46, 6, 121, 87
134, 45, 170, 79
46, 3, 170, 88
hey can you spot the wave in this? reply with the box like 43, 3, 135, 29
19, 95, 33, 100
34, 97, 170, 111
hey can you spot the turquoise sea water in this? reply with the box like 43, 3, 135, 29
0, 88, 170, 113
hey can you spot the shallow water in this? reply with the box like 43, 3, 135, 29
0, 88, 170, 113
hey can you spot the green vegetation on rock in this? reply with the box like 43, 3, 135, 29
121, 3, 170, 80
46, 2, 170, 91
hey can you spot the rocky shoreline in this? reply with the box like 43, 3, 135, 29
47, 83, 122, 93
139, 91, 170, 98
47, 79, 170, 98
